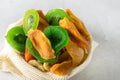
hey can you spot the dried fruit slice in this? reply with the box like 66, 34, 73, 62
6, 26, 26, 53
46, 9, 71, 25
26, 38, 58, 63
66, 40, 84, 66
59, 18, 89, 49
66, 9, 90, 40
44, 26, 69, 53
23, 9, 39, 35
28, 30, 55, 60
50, 60, 72, 76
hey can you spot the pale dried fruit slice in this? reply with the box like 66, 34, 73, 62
28, 60, 45, 71
28, 30, 55, 60
50, 60, 72, 76
66, 40, 84, 66
43, 63, 51, 71
58, 48, 71, 63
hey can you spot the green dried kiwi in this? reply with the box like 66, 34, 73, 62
46, 9, 71, 25
23, 9, 39, 35
44, 26, 69, 53
6, 26, 26, 53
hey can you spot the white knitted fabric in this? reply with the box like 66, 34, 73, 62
0, 19, 98, 80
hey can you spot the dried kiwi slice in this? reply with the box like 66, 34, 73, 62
44, 26, 69, 53
46, 9, 71, 25
26, 38, 58, 63
23, 9, 39, 35
6, 26, 26, 53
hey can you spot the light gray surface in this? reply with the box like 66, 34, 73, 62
0, 0, 120, 80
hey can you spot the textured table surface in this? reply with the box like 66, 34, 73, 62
0, 0, 120, 80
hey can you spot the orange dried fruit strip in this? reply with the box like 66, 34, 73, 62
37, 10, 49, 26
59, 17, 89, 49
25, 48, 34, 62
37, 22, 48, 31
66, 9, 90, 40
37, 10, 49, 31
37, 10, 48, 21
28, 30, 55, 60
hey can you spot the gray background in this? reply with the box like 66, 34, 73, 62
0, 0, 120, 80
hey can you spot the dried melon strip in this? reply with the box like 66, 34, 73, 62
28, 30, 55, 59
37, 10, 49, 31
37, 10, 48, 21
66, 9, 90, 40
59, 17, 89, 49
